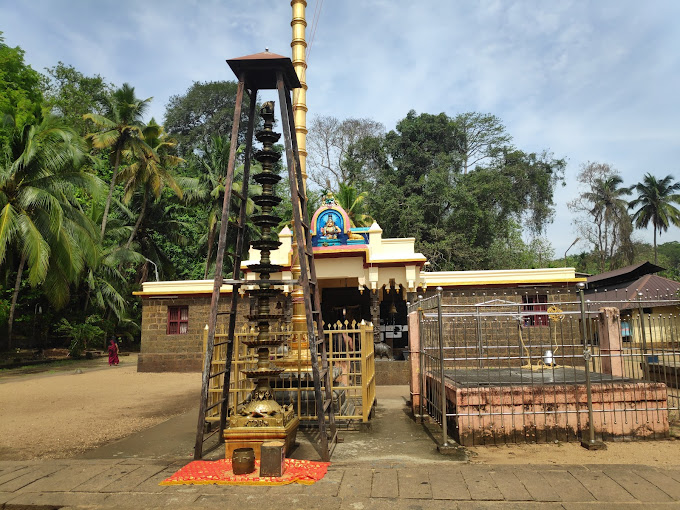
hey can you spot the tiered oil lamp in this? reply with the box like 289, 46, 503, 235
224, 101, 298, 459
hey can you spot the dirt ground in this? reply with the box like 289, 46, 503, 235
467, 440, 680, 465
3, 356, 680, 465
0, 354, 200, 460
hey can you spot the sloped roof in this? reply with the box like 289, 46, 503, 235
585, 273, 680, 310
586, 261, 665, 289
226, 51, 301, 90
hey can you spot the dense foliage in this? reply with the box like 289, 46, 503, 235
341, 110, 566, 271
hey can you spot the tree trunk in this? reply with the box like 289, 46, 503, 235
7, 253, 27, 349
83, 283, 91, 313
101, 147, 122, 239
204, 225, 216, 279
126, 188, 148, 249
654, 227, 658, 264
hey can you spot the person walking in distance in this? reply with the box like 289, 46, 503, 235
108, 338, 119, 366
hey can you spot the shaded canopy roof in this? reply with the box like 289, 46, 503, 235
226, 51, 301, 90
586, 261, 665, 290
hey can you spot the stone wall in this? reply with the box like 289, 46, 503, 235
138, 294, 267, 372
375, 360, 410, 385
439, 376, 669, 445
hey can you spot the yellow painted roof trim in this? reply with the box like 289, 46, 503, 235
134, 280, 234, 297
421, 267, 586, 287
421, 277, 587, 287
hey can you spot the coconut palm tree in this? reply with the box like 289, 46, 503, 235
83, 83, 152, 239
582, 175, 631, 272
629, 173, 680, 263
183, 135, 258, 279
336, 182, 373, 227
80, 201, 144, 319
0, 112, 101, 346
117, 118, 183, 248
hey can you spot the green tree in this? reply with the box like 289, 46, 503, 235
117, 119, 183, 248
80, 202, 144, 320
83, 83, 152, 239
122, 199, 189, 282
56, 315, 105, 358
182, 135, 258, 279
42, 62, 112, 136
335, 182, 372, 227
569, 163, 633, 272
0, 34, 43, 150
347, 111, 564, 271
0, 113, 100, 346
629, 173, 680, 264
163, 81, 253, 158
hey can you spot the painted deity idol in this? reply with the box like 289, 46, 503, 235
321, 215, 341, 239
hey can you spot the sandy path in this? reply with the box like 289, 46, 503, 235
0, 355, 200, 460
467, 440, 680, 465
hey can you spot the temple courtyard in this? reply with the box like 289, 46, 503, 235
4, 357, 680, 507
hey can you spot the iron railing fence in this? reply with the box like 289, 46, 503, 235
414, 288, 680, 447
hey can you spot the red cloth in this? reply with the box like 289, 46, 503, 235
108, 342, 119, 365
160, 458, 330, 486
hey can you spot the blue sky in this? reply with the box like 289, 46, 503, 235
2, 0, 679, 259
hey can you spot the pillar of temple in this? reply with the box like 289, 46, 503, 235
288, 0, 310, 357
370, 291, 381, 344
290, 0, 308, 186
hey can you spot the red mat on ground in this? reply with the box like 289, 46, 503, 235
160, 458, 330, 486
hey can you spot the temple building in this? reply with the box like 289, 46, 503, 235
135, 197, 584, 372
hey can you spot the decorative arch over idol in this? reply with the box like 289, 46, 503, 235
311, 192, 368, 247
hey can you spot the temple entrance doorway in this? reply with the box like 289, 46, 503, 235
321, 287, 370, 326
379, 286, 409, 359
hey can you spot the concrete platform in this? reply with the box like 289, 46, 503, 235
437, 370, 669, 445
444, 367, 634, 387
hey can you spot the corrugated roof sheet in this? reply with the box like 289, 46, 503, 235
586, 261, 665, 289
585, 274, 680, 310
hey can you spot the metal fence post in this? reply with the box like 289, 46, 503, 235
638, 292, 650, 380
437, 287, 448, 447
578, 282, 606, 450
418, 296, 425, 421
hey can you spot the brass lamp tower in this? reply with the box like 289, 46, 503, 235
223, 101, 298, 458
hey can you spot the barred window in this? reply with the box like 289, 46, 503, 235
167, 306, 189, 334
522, 295, 548, 326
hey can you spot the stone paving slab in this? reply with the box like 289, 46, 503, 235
636, 466, 680, 500
461, 465, 504, 501
603, 467, 674, 502
541, 469, 595, 502
0, 464, 66, 493
430, 467, 470, 500
17, 464, 112, 493
568, 468, 637, 502
371, 468, 398, 498
100, 464, 167, 493
488, 468, 533, 501
456, 503, 564, 510
336, 467, 372, 499
5, 490, 110, 508
71, 464, 142, 492
397, 466, 432, 499
1, 461, 680, 508
514, 468, 561, 502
